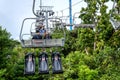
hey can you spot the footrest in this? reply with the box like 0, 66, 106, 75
52, 70, 63, 74
39, 71, 49, 74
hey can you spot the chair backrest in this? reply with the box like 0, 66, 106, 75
24, 53, 35, 75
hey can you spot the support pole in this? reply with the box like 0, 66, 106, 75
40, 0, 42, 11
46, 11, 49, 29
69, 0, 72, 30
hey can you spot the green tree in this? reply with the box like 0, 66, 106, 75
0, 26, 20, 79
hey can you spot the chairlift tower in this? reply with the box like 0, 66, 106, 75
109, 0, 120, 30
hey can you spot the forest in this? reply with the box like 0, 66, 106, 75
0, 0, 120, 80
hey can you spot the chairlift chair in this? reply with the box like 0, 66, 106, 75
19, 17, 65, 48
24, 53, 35, 75
22, 0, 65, 75
109, 0, 120, 30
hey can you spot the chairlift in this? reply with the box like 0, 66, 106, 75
21, 0, 64, 75
109, 0, 120, 30
20, 0, 65, 48
19, 17, 65, 48
24, 53, 35, 75
71, 12, 95, 29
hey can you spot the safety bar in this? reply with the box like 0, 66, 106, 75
20, 17, 65, 42
32, 0, 39, 17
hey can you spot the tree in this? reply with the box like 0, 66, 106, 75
0, 26, 20, 79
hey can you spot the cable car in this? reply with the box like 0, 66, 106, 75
24, 53, 35, 75
110, 0, 120, 30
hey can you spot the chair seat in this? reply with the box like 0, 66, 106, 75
21, 39, 65, 48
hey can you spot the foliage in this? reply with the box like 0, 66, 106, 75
0, 0, 120, 80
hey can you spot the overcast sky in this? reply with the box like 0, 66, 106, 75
0, 0, 112, 40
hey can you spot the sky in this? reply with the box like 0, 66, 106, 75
0, 0, 112, 40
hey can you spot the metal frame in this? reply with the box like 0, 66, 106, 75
20, 17, 65, 48
32, 0, 39, 17
73, 12, 81, 24
109, 0, 120, 30
32, 0, 54, 17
